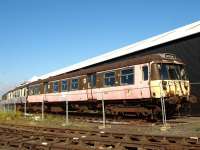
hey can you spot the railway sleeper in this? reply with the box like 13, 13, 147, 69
21, 140, 57, 150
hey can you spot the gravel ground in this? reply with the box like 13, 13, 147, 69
0, 112, 199, 138
103, 116, 200, 137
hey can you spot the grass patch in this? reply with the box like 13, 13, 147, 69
0, 110, 22, 121
0, 111, 94, 130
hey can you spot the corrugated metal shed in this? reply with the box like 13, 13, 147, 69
30, 20, 200, 82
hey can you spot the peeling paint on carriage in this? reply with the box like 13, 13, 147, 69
2, 53, 191, 117
150, 80, 190, 100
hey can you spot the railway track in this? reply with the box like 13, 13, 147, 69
26, 111, 152, 125
0, 123, 199, 150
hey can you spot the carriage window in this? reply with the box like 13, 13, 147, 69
88, 74, 96, 88
53, 81, 59, 93
142, 66, 148, 81
104, 71, 115, 86
35, 85, 40, 95
29, 87, 33, 95
62, 80, 68, 91
71, 78, 79, 90
24, 89, 26, 96
121, 68, 134, 85
29, 84, 40, 95
44, 82, 49, 93
19, 90, 21, 97
16, 90, 20, 97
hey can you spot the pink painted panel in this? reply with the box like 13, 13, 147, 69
140, 87, 151, 98
28, 95, 43, 102
94, 85, 150, 101
65, 90, 88, 101
45, 94, 64, 102
28, 85, 151, 103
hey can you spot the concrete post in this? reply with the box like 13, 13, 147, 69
102, 99, 106, 128
66, 100, 69, 125
42, 99, 44, 120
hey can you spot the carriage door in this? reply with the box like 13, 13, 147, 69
140, 64, 150, 98
87, 74, 96, 100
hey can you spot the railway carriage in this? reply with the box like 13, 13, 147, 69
2, 53, 190, 118
16, 53, 189, 117
2, 85, 28, 103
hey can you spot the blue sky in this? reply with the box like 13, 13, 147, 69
0, 0, 199, 95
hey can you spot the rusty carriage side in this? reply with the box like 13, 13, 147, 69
2, 53, 191, 119
21, 53, 189, 118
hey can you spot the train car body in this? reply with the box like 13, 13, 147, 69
2, 53, 190, 117
2, 86, 28, 103
20, 53, 189, 116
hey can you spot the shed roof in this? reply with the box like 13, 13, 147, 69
29, 20, 200, 82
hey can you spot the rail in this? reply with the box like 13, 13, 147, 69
0, 123, 199, 150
